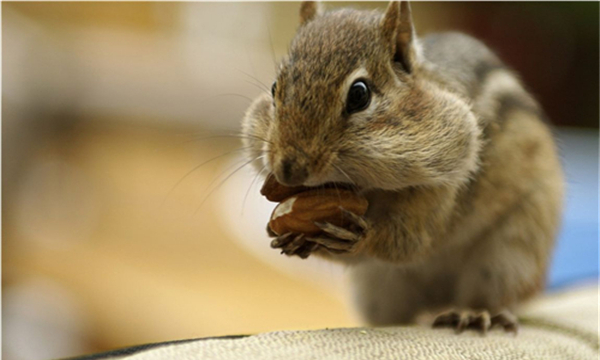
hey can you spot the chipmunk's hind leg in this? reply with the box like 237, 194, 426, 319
349, 262, 436, 326
433, 185, 555, 335
433, 309, 518, 334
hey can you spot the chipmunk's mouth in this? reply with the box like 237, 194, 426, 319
260, 173, 359, 203
308, 181, 359, 193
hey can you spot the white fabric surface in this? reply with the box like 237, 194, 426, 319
117, 283, 599, 360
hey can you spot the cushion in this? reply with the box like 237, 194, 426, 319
71, 283, 599, 360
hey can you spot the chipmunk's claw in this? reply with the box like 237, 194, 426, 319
270, 232, 294, 248
269, 209, 368, 258
270, 233, 319, 259
491, 310, 519, 333
309, 219, 365, 254
304, 235, 356, 253
314, 221, 362, 242
338, 206, 369, 232
433, 309, 518, 335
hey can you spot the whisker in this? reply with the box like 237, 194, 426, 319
332, 163, 358, 189
244, 80, 270, 95
241, 133, 273, 145
241, 163, 268, 217
236, 68, 271, 94
155, 133, 272, 154
194, 155, 266, 215
161, 146, 253, 206
180, 131, 273, 145
265, 23, 278, 73
244, 44, 259, 87
203, 93, 255, 104
203, 156, 254, 197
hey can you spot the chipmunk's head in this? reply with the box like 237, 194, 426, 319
242, 1, 481, 190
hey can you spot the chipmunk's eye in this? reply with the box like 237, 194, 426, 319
271, 81, 277, 98
346, 80, 371, 114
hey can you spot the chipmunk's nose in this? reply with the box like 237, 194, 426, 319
276, 156, 308, 186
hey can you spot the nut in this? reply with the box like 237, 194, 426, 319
269, 188, 368, 236
260, 173, 309, 202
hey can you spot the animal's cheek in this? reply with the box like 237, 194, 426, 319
242, 94, 274, 136
244, 93, 274, 124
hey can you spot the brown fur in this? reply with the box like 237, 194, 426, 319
241, 1, 564, 327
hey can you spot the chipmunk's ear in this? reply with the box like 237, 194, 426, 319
300, 1, 322, 26
381, 1, 419, 73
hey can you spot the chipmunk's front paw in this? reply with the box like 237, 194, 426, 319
268, 207, 368, 258
308, 207, 368, 254
433, 309, 518, 335
270, 233, 319, 259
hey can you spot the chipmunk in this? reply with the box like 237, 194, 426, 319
241, 1, 564, 333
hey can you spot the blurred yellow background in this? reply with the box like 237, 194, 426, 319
3, 2, 598, 359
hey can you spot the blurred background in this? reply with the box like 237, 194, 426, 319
2, 2, 598, 359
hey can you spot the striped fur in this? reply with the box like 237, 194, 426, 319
242, 1, 564, 326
